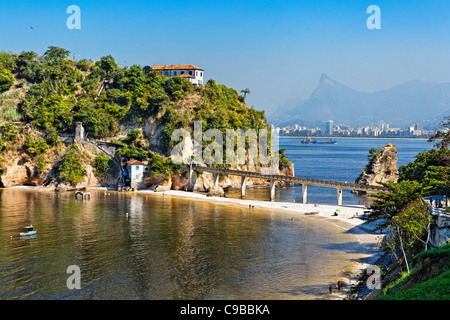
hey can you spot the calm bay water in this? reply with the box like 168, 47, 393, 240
228, 137, 434, 205
1, 189, 367, 300
0, 138, 433, 300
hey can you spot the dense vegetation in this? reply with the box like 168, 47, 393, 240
364, 118, 450, 298
377, 243, 450, 300
0, 47, 268, 150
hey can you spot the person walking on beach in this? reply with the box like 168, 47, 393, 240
329, 285, 333, 294
337, 281, 342, 291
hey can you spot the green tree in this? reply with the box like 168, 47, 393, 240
367, 180, 424, 230
386, 198, 433, 272
423, 165, 450, 198
58, 145, 86, 184
240, 88, 251, 99
0, 69, 14, 93
43, 46, 70, 65
96, 55, 118, 76
279, 148, 292, 168
399, 148, 448, 183
429, 116, 450, 149
0, 51, 17, 71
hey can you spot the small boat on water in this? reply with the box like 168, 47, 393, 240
20, 225, 36, 237
301, 137, 337, 144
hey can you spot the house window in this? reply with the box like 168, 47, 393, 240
181, 71, 184, 74
189, 71, 192, 75
200, 72, 203, 77
135, 166, 139, 171
174, 71, 177, 76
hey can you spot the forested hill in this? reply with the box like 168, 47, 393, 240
0, 46, 292, 189
0, 46, 268, 154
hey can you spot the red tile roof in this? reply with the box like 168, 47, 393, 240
150, 64, 204, 71
126, 160, 145, 165
179, 73, 195, 79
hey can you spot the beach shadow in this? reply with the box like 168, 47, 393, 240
279, 279, 354, 299
279, 284, 332, 297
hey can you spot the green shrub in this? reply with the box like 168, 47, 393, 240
24, 135, 49, 155
0, 69, 14, 93
148, 154, 181, 178
35, 154, 47, 174
3, 107, 22, 121
94, 154, 110, 176
115, 145, 148, 160
58, 145, 86, 184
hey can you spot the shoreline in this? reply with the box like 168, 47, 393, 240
3, 185, 384, 299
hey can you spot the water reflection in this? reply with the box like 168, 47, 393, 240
0, 189, 372, 300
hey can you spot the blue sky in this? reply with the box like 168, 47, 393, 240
1, 0, 450, 114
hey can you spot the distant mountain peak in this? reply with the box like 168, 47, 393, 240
269, 74, 450, 128
319, 73, 337, 87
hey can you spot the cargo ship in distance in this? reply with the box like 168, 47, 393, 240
301, 137, 337, 144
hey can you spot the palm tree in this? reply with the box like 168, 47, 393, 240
240, 88, 251, 99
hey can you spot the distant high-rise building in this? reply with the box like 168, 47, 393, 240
325, 120, 333, 135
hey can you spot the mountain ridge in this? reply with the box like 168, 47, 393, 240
269, 74, 450, 129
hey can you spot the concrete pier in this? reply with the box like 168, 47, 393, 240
269, 180, 276, 202
213, 174, 219, 187
337, 188, 343, 206
75, 191, 91, 200
191, 165, 390, 206
302, 183, 308, 204
241, 176, 246, 199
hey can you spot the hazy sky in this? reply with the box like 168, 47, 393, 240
1, 0, 450, 115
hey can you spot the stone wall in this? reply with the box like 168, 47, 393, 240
430, 212, 450, 248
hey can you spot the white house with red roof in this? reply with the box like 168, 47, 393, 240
123, 159, 149, 189
148, 64, 204, 85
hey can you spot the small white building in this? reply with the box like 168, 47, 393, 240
124, 159, 149, 189
149, 64, 204, 85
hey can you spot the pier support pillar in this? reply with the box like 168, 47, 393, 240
337, 188, 343, 206
213, 174, 219, 187
269, 180, 276, 202
189, 165, 196, 191
241, 176, 246, 199
302, 184, 308, 204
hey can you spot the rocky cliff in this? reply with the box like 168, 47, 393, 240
354, 143, 398, 194
0, 128, 294, 195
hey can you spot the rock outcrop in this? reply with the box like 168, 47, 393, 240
354, 143, 398, 194
158, 161, 295, 197
0, 161, 43, 187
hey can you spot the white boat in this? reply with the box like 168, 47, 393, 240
20, 225, 36, 237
